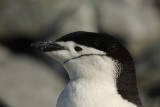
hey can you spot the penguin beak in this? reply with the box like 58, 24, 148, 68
31, 41, 64, 52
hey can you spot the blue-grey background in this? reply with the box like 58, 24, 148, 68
0, 0, 160, 107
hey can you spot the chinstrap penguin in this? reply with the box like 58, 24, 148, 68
31, 31, 142, 107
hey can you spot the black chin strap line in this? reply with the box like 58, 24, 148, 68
63, 54, 106, 64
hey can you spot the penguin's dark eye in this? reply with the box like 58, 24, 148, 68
74, 46, 82, 52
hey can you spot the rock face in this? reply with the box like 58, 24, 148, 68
0, 0, 160, 107
0, 45, 67, 107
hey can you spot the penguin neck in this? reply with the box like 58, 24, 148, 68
69, 77, 118, 95
61, 57, 138, 107
64, 56, 118, 94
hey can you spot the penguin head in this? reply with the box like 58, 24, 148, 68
44, 40, 106, 64
31, 31, 133, 80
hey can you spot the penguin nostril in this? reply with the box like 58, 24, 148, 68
74, 46, 82, 52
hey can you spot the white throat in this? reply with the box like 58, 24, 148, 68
64, 55, 117, 92
57, 55, 137, 107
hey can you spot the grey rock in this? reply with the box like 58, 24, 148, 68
0, 45, 67, 107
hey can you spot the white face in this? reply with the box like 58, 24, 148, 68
46, 41, 117, 81
46, 41, 106, 64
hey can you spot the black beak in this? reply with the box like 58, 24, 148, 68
31, 41, 64, 52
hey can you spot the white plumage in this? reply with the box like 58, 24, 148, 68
32, 31, 142, 107
47, 41, 137, 107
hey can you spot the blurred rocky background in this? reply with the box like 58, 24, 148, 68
0, 0, 160, 107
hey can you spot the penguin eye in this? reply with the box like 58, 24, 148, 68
74, 46, 82, 52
